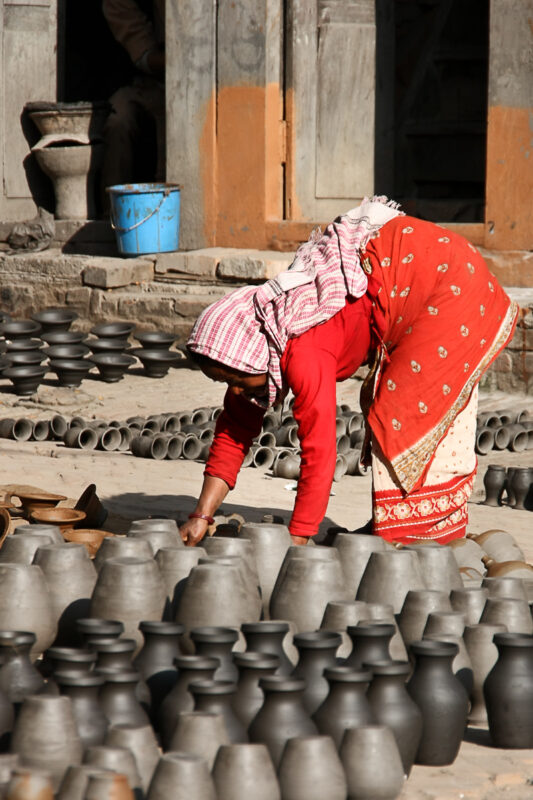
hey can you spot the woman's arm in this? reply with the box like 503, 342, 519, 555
180, 475, 230, 546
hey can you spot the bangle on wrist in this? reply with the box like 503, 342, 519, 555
188, 512, 215, 525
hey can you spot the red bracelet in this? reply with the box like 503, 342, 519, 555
188, 512, 215, 525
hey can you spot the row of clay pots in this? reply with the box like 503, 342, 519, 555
475, 407, 532, 455
483, 464, 533, 511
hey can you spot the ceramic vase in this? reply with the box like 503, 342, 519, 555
312, 666, 374, 748
463, 622, 507, 725
54, 671, 107, 749
484, 632, 533, 748
133, 621, 183, 717
248, 676, 318, 768
406, 543, 463, 593
449, 587, 489, 626
332, 532, 387, 597
0, 631, 43, 709
167, 711, 230, 769
398, 590, 452, 650
0, 564, 56, 659
407, 640, 469, 765
240, 522, 291, 618
213, 743, 281, 800
157, 655, 218, 750
95, 668, 150, 727
511, 468, 531, 510
189, 679, 246, 743
291, 631, 342, 714
90, 557, 167, 653
422, 631, 474, 699
356, 550, 425, 613
33, 543, 97, 646
366, 660, 423, 775
93, 538, 154, 572
10, 695, 82, 790
361, 603, 408, 662
154, 546, 205, 621
232, 652, 279, 728
480, 596, 533, 634
277, 736, 346, 800
105, 724, 160, 794
88, 638, 136, 671
241, 622, 294, 675
83, 745, 141, 796
340, 725, 405, 800
319, 601, 369, 659
345, 623, 395, 669
146, 753, 216, 800
190, 626, 238, 682
482, 464, 506, 505
76, 618, 124, 647
44, 645, 96, 678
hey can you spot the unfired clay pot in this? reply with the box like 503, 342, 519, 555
0, 564, 56, 659
167, 711, 230, 770
278, 736, 346, 800
213, 743, 281, 800
340, 725, 405, 800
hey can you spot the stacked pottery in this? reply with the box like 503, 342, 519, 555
133, 621, 183, 717
93, 538, 154, 571
189, 680, 247, 743
332, 532, 387, 596
0, 631, 43, 709
345, 622, 395, 669
292, 632, 342, 714
232, 653, 279, 728
406, 542, 463, 593
450, 586, 489, 626
53, 671, 107, 749
360, 603, 408, 662
105, 724, 160, 794
213, 743, 281, 800
398, 590, 453, 651
241, 622, 295, 676
95, 668, 150, 728
157, 656, 219, 749
147, 753, 216, 800
155, 547, 206, 621
90, 556, 166, 652
190, 627, 238, 682
320, 601, 369, 659
10, 695, 82, 790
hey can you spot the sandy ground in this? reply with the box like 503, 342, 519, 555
0, 366, 532, 797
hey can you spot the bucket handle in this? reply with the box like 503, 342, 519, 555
110, 188, 171, 233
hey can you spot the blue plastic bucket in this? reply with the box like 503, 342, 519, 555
107, 182, 180, 256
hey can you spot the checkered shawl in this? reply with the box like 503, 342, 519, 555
187, 197, 403, 406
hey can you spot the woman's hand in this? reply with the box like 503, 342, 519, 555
291, 535, 308, 546
180, 517, 210, 547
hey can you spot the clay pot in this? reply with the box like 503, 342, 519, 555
83, 745, 141, 795
482, 464, 506, 505
48, 360, 92, 388
87, 338, 130, 356
423, 631, 474, 700
53, 671, 107, 749
273, 453, 300, 480
270, 551, 350, 632
332, 532, 386, 596
291, 631, 342, 714
481, 575, 529, 601
232, 653, 279, 728
146, 753, 216, 800
131, 434, 169, 459
203, 536, 259, 594
76, 618, 124, 647
480, 596, 533, 634
0, 534, 56, 565
132, 348, 181, 378
0, 564, 56, 659
41, 330, 86, 346
157, 655, 219, 749
87, 638, 135, 672
241, 622, 295, 676
56, 765, 110, 800
398, 589, 453, 650
406, 543, 462, 593
449, 587, 489, 626
168, 711, 230, 769
448, 536, 486, 572
312, 666, 374, 748
278, 736, 346, 800
0, 631, 43, 708
463, 622, 507, 725
190, 679, 247, 743
484, 632, 533, 748
63, 530, 112, 559
134, 331, 176, 349
190, 626, 238, 683
175, 562, 261, 638
133, 621, 183, 717
128, 528, 182, 555
5, 768, 54, 800
63, 427, 98, 450
319, 601, 369, 659
33, 543, 97, 646
84, 771, 134, 800
360, 603, 408, 662
90, 354, 136, 382
345, 622, 395, 669
10, 695, 82, 790
29, 508, 86, 534
482, 557, 533, 586
469, 529, 525, 562
0, 419, 32, 442
248, 676, 318, 768
154, 546, 205, 621
90, 322, 135, 339
31, 308, 77, 333
95, 668, 150, 728
45, 646, 96, 676
90, 557, 166, 653
213, 743, 280, 800
475, 426, 494, 455
105, 724, 159, 794
7, 353, 46, 369
422, 610, 465, 639
340, 725, 405, 800
356, 550, 425, 613
407, 640, 469, 765
4, 339, 42, 354
93, 537, 153, 571
3, 321, 41, 340
11, 489, 66, 519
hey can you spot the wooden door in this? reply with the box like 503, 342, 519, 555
0, 0, 57, 221
285, 0, 377, 222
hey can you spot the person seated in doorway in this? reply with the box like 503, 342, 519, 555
102, 0, 165, 191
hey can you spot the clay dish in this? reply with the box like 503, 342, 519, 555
134, 330, 177, 349
49, 359, 93, 388
2, 365, 47, 395
63, 528, 115, 557
90, 353, 136, 382
2, 320, 42, 340
132, 348, 182, 378
31, 308, 78, 333
87, 337, 131, 354
43, 344, 90, 360
8, 351, 47, 367
12, 488, 67, 518
41, 330, 87, 346
5, 338, 44, 353
30, 507, 86, 533
90, 322, 136, 339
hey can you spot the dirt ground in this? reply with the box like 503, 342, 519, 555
0, 365, 532, 798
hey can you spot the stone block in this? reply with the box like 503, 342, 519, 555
492, 351, 512, 372
155, 248, 243, 277
174, 296, 216, 318
65, 287, 93, 316
217, 251, 293, 282
480, 248, 533, 288
89, 291, 120, 318
507, 325, 533, 351
117, 294, 175, 327
0, 250, 86, 284
82, 258, 154, 288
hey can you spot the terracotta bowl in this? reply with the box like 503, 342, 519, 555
11, 489, 67, 519
30, 507, 86, 532
63, 528, 115, 557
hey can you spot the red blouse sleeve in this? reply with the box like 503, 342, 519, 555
204, 389, 265, 489
283, 344, 338, 537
